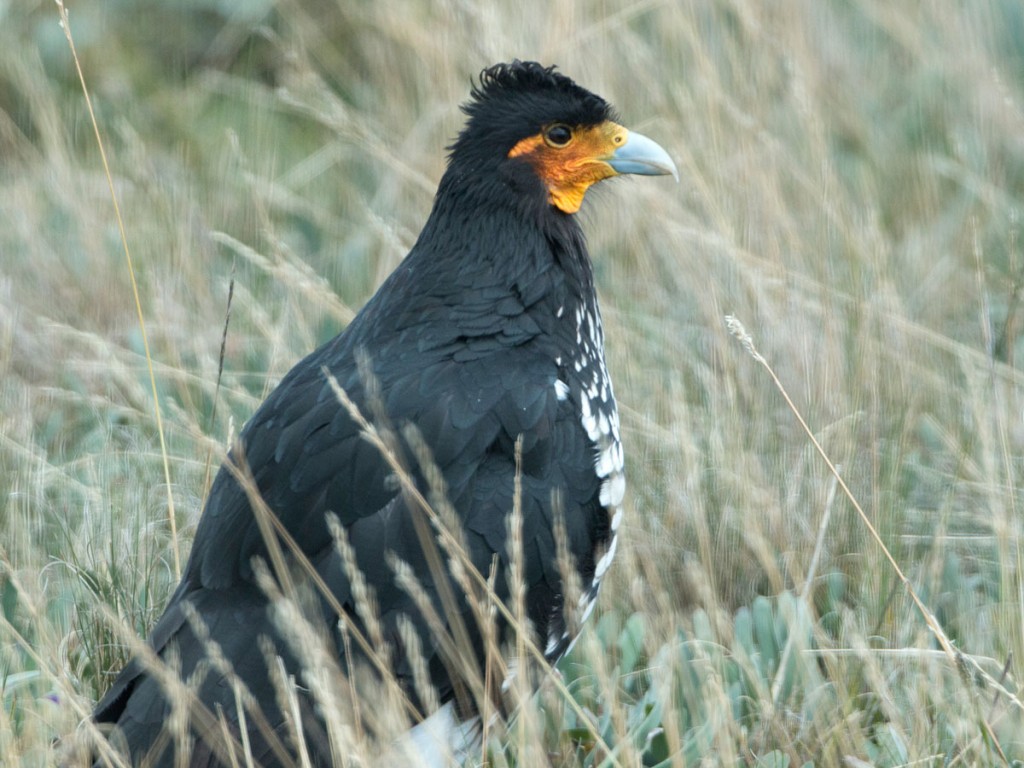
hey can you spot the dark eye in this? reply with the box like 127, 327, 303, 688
544, 124, 573, 147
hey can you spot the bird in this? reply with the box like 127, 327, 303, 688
86, 60, 677, 767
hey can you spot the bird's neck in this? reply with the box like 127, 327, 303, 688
350, 178, 605, 364
415, 179, 598, 308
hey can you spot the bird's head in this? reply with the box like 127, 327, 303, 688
447, 61, 678, 216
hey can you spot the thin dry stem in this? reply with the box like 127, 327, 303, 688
53, 0, 181, 580
727, 313, 1024, 724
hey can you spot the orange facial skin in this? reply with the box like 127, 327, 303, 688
508, 121, 630, 214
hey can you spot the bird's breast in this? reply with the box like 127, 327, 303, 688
549, 297, 625, 651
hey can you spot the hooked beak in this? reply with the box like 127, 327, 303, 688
607, 130, 679, 181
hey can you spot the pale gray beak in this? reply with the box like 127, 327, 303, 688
607, 130, 679, 181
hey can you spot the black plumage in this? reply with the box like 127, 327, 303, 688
88, 61, 675, 767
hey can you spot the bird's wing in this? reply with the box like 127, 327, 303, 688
94, 328, 606, 753
178, 324, 603, 615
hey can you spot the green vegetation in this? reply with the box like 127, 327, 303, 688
3, 0, 1024, 764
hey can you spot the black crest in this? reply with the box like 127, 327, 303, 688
449, 61, 616, 162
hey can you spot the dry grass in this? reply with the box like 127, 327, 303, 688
2, 0, 1024, 764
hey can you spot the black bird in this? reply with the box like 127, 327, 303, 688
88, 61, 676, 767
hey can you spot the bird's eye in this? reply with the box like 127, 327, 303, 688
544, 124, 574, 148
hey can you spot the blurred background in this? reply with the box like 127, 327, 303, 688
3, 0, 1024, 764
